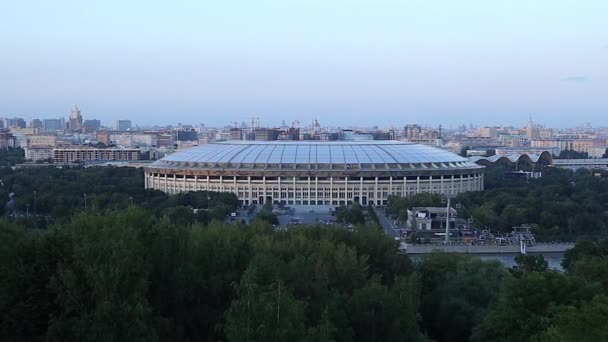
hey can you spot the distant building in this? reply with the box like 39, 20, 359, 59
27, 134, 57, 148
229, 128, 242, 140
109, 132, 157, 147
83, 119, 101, 133
156, 133, 173, 147
0, 129, 15, 148
3, 118, 26, 129
29, 119, 43, 129
531, 139, 599, 154
43, 118, 65, 131
53, 147, 141, 164
478, 127, 498, 138
341, 130, 373, 141
25, 147, 53, 161
116, 120, 132, 131
176, 129, 198, 141
404, 124, 422, 140
96, 131, 111, 145
68, 105, 83, 131
253, 128, 279, 141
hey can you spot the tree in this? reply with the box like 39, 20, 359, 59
418, 254, 509, 342
472, 271, 599, 342
47, 209, 157, 341
511, 254, 549, 277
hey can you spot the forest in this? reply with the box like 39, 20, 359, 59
2, 206, 608, 341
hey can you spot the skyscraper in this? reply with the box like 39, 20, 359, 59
69, 105, 83, 131
43, 118, 65, 131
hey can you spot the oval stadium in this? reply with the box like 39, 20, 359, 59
144, 140, 484, 206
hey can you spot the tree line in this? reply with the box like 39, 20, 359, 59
2, 207, 608, 341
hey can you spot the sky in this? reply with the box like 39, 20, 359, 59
0, 0, 606, 128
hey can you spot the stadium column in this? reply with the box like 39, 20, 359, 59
330, 176, 334, 205
416, 176, 420, 194
308, 176, 311, 205
248, 176, 252, 204
293, 176, 296, 205
184, 173, 187, 191
389, 176, 392, 199
144, 173, 148, 188
374, 176, 378, 205
262, 176, 266, 203
360, 177, 364, 204
164, 173, 168, 193
220, 175, 224, 192
278, 176, 282, 204
403, 176, 406, 197
173, 174, 177, 193
345, 178, 349, 204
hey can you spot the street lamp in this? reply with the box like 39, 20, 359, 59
442, 195, 456, 245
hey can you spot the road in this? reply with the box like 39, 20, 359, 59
371, 206, 400, 238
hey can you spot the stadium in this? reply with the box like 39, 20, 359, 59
144, 140, 485, 206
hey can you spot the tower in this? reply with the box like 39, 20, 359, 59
69, 105, 83, 131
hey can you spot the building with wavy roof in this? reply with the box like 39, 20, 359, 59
145, 140, 484, 206
469, 152, 553, 169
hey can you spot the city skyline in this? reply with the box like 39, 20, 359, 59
1, 0, 607, 127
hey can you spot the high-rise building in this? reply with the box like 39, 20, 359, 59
525, 116, 539, 140
29, 119, 43, 129
116, 120, 132, 131
3, 118, 26, 129
69, 105, 83, 131
83, 119, 101, 133
43, 118, 65, 131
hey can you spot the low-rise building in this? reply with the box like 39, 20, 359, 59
407, 207, 457, 232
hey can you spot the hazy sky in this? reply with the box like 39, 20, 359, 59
1, 0, 606, 128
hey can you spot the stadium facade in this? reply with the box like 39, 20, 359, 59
144, 141, 484, 206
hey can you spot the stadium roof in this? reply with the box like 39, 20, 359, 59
153, 141, 473, 169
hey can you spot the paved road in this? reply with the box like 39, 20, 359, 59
371, 206, 400, 238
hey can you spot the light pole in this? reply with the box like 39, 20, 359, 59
442, 195, 455, 245
83, 193, 87, 209
445, 197, 451, 244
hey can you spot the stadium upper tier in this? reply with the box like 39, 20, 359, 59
151, 140, 477, 170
